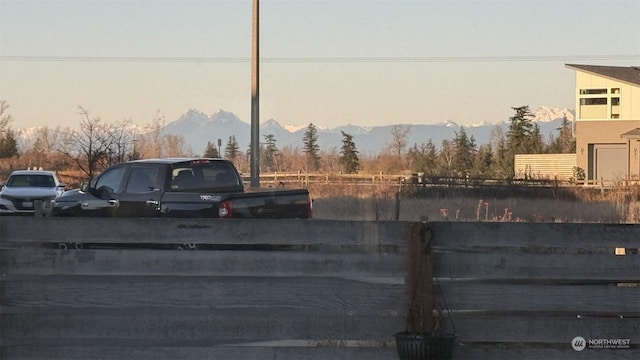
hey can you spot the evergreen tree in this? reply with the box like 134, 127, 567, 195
451, 126, 476, 177
507, 105, 543, 154
262, 134, 280, 171
338, 131, 360, 173
547, 116, 575, 154
410, 140, 439, 177
0, 101, 18, 158
422, 140, 439, 177
225, 135, 239, 161
203, 141, 219, 158
472, 144, 494, 178
302, 123, 321, 171
0, 101, 12, 135
0, 129, 19, 158
502, 106, 544, 177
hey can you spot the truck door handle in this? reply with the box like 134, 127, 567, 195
108, 199, 119, 207
146, 200, 159, 206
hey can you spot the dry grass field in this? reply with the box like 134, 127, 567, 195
5, 165, 637, 223
309, 183, 640, 223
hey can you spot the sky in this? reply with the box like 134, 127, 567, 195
1, 0, 639, 131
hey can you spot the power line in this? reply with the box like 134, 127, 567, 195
1, 54, 638, 63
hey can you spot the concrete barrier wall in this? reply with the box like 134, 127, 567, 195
1, 218, 639, 360
0, 218, 409, 360
430, 222, 640, 359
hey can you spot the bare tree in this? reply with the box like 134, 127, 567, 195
438, 139, 454, 177
110, 118, 135, 163
279, 145, 305, 173
52, 106, 121, 180
163, 134, 193, 157
489, 125, 512, 179
390, 125, 410, 166
146, 110, 164, 158
20, 127, 55, 170
321, 148, 340, 173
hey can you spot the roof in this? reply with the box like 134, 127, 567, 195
621, 128, 640, 139
10, 170, 57, 176
129, 157, 228, 165
565, 64, 640, 86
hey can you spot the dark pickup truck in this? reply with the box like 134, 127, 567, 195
51, 158, 311, 219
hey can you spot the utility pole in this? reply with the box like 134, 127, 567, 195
250, 0, 260, 188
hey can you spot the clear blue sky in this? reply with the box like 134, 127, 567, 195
1, 0, 639, 130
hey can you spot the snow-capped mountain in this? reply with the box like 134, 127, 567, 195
159, 107, 574, 155
15, 107, 574, 156
534, 106, 574, 122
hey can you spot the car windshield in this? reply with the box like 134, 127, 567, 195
7, 174, 55, 188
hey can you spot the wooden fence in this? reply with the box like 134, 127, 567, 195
1, 218, 639, 359
247, 172, 574, 188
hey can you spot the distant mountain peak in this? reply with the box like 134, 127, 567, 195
184, 108, 206, 117
175, 109, 208, 125
438, 120, 460, 128
533, 106, 574, 122
210, 109, 242, 123
262, 118, 282, 128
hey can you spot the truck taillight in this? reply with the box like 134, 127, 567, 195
307, 196, 313, 219
219, 200, 232, 218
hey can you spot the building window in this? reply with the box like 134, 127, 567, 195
580, 88, 607, 95
577, 88, 623, 120
611, 97, 620, 117
579, 98, 607, 119
580, 98, 607, 105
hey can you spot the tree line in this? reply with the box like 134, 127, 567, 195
1, 101, 574, 183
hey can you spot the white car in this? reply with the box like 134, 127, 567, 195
0, 170, 66, 215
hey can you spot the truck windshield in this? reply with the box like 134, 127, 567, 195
170, 162, 240, 191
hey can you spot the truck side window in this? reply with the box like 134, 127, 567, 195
126, 167, 158, 193
94, 167, 126, 195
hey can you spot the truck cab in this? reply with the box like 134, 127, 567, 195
51, 158, 282, 218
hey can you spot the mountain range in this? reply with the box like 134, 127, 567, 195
15, 106, 574, 155
162, 106, 574, 155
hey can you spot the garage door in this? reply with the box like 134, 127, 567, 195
594, 144, 627, 181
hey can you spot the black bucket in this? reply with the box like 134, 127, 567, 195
394, 332, 456, 360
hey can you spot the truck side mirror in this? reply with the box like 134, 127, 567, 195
80, 181, 90, 192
